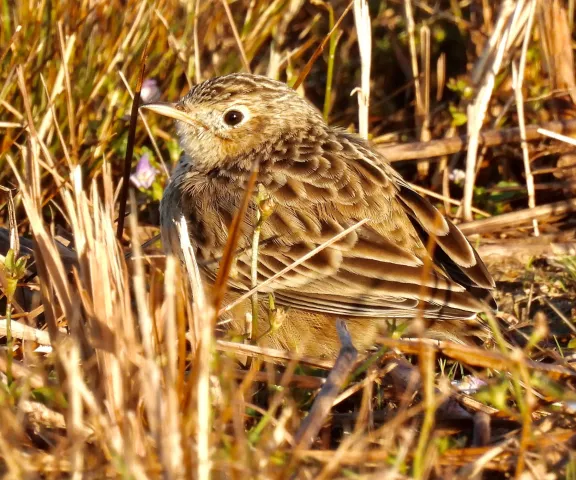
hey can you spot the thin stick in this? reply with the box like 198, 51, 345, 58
377, 118, 576, 161
178, 218, 211, 480
64, 343, 83, 480
116, 39, 150, 240
0, 25, 21, 64
512, 0, 538, 236
248, 223, 260, 341
57, 23, 78, 160
193, 0, 202, 83
405, 0, 431, 180
412, 343, 436, 479
377, 337, 576, 379
409, 181, 491, 217
177, 218, 208, 349
353, 0, 371, 139
417, 25, 431, 178
0, 319, 52, 346
220, 218, 369, 315
421, 26, 431, 137
459, 198, 576, 235
404, 0, 422, 119
118, 71, 169, 177
293, 1, 354, 90
463, 1, 516, 220
294, 319, 358, 449
537, 127, 576, 146
129, 192, 162, 445
215, 340, 335, 369
249, 187, 271, 341
219, 0, 251, 73
212, 167, 259, 313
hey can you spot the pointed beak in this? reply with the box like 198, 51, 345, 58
140, 102, 205, 129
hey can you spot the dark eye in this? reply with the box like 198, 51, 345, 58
223, 110, 244, 126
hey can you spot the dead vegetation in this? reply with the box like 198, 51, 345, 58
1, 0, 576, 478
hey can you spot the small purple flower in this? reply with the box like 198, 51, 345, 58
449, 168, 466, 184
451, 375, 487, 394
140, 78, 161, 104
130, 153, 159, 189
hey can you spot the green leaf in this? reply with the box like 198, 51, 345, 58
4, 248, 15, 272
449, 105, 467, 126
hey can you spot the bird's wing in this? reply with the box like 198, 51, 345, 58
226, 132, 495, 319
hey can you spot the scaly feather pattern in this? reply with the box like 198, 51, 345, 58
154, 73, 496, 357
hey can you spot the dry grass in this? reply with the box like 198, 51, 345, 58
1, 1, 576, 478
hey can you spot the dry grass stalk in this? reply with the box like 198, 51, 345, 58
219, 0, 251, 73
353, 0, 371, 139
512, 0, 539, 236
57, 22, 78, 160
2, 1, 576, 478
37, 34, 75, 148
294, 319, 358, 450
215, 339, 335, 369
220, 218, 368, 315
0, 319, 51, 345
292, 1, 354, 90
193, 0, 202, 84
459, 193, 576, 235
177, 217, 212, 479
404, 0, 432, 177
463, 0, 517, 221
539, 0, 576, 104
377, 117, 576, 162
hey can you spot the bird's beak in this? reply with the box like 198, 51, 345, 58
140, 102, 204, 129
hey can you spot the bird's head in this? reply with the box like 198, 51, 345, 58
141, 73, 324, 173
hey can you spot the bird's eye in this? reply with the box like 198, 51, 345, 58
223, 110, 244, 126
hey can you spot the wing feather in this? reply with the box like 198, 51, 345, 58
217, 130, 495, 318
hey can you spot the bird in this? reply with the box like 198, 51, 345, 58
142, 73, 496, 358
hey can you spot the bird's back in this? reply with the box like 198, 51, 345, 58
161, 124, 495, 325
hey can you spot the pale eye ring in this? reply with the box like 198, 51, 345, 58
223, 109, 244, 126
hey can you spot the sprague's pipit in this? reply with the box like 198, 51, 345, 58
143, 73, 495, 358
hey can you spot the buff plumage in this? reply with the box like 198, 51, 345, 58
144, 73, 495, 358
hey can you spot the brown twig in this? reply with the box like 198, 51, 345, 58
219, 0, 251, 73
292, 1, 354, 90
215, 339, 335, 370
376, 118, 576, 162
57, 22, 78, 161
377, 337, 576, 380
0, 25, 21, 64
220, 218, 369, 315
459, 198, 576, 235
0, 320, 52, 346
294, 319, 358, 450
193, 0, 202, 83
212, 166, 259, 314
116, 39, 150, 241
477, 240, 576, 261
463, 1, 517, 221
